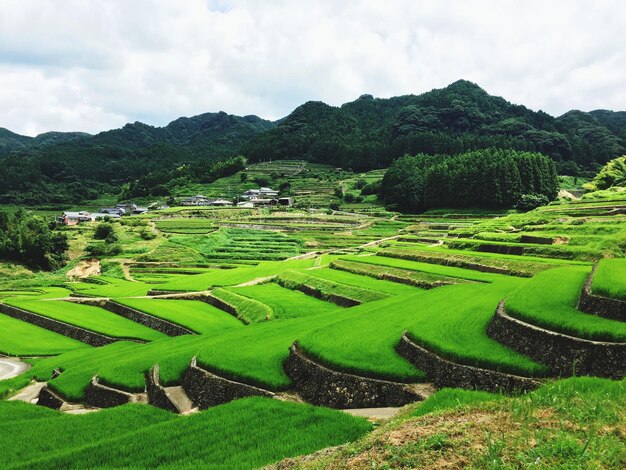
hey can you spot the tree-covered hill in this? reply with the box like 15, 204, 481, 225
0, 112, 275, 204
245, 80, 625, 171
0, 128, 90, 156
1, 80, 625, 204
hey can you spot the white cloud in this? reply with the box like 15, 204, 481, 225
0, 0, 624, 135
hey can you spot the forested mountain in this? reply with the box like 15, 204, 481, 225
0, 112, 275, 204
0, 80, 624, 204
0, 128, 89, 156
245, 80, 625, 171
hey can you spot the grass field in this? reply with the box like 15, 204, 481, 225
0, 313, 90, 356
114, 298, 245, 334
591, 258, 626, 300
228, 283, 342, 319
0, 398, 371, 469
5, 298, 167, 342
506, 267, 626, 342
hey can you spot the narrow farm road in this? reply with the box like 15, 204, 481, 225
0, 358, 31, 380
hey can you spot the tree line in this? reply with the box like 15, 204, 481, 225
0, 210, 69, 270
380, 149, 558, 212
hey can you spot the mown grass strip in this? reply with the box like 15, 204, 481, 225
276, 270, 389, 305
211, 287, 273, 323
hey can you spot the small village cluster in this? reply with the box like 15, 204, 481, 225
59, 203, 149, 225
58, 187, 292, 225
180, 187, 292, 208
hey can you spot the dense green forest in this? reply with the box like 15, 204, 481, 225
0, 80, 624, 204
380, 149, 557, 212
0, 113, 274, 204
0, 210, 68, 270
245, 81, 625, 172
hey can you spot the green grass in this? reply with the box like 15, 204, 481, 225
113, 298, 245, 334
330, 258, 468, 288
5, 299, 167, 342
69, 276, 152, 297
156, 258, 317, 292
295, 267, 419, 296
339, 254, 501, 282
0, 398, 371, 470
0, 313, 90, 356
506, 267, 626, 342
591, 258, 626, 300
311, 376, 626, 469
154, 218, 216, 234
276, 270, 389, 304
228, 283, 342, 319
300, 278, 548, 378
211, 288, 273, 323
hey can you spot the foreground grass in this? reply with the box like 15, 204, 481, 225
0, 397, 371, 470
280, 377, 625, 469
592, 258, 626, 300
506, 267, 626, 342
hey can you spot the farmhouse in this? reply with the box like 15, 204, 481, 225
100, 207, 125, 216
59, 211, 91, 225
241, 187, 279, 200
180, 195, 212, 206
59, 211, 121, 225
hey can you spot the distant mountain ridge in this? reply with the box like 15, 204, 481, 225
0, 128, 90, 156
0, 80, 624, 204
244, 80, 625, 170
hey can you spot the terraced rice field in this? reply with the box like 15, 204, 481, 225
506, 267, 626, 342
114, 298, 245, 334
2, 191, 626, 469
591, 258, 626, 300
5, 298, 167, 342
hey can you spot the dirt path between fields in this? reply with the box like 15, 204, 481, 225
66, 259, 101, 279
235, 276, 277, 287
0, 358, 31, 380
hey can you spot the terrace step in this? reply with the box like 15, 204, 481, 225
69, 298, 196, 336
578, 263, 626, 322
84, 376, 148, 408
0, 302, 118, 347
8, 381, 46, 404
181, 357, 275, 410
284, 343, 434, 409
488, 301, 626, 379
396, 332, 541, 394
146, 364, 198, 414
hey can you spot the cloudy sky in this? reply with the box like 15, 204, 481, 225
1, 0, 624, 136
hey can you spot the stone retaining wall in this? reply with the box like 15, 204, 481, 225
396, 332, 541, 393
520, 235, 554, 245
578, 264, 626, 322
145, 364, 179, 413
487, 301, 626, 378
284, 343, 429, 408
72, 299, 195, 336
83, 376, 147, 408
477, 244, 525, 256
181, 357, 274, 409
37, 386, 66, 410
0, 303, 116, 347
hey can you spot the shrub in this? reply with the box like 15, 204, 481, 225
94, 223, 115, 240
515, 194, 549, 211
